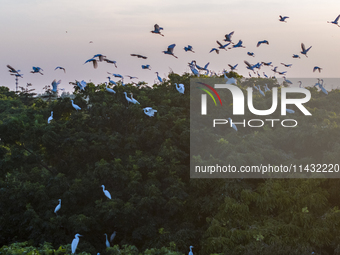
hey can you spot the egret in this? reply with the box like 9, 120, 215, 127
189, 246, 194, 255
111, 73, 124, 79
283, 77, 292, 84
105, 82, 116, 94
313, 66, 322, 73
228, 64, 238, 71
51, 79, 61, 92
155, 72, 162, 83
216, 41, 230, 50
247, 52, 255, 57
93, 54, 106, 61
194, 61, 209, 71
263, 72, 268, 78
298, 81, 303, 88
126, 75, 138, 79
327, 14, 340, 27
143, 107, 157, 117
319, 79, 328, 95
107, 77, 117, 85
184, 45, 195, 52
262, 62, 273, 66
224, 31, 234, 42
31, 66, 43, 75
76, 80, 87, 91
71, 100, 81, 111
228, 118, 238, 131
175, 83, 185, 94
110, 231, 116, 242
257, 85, 265, 96
223, 69, 228, 80
48, 111, 53, 124
71, 234, 82, 254
279, 15, 289, 22
104, 233, 110, 248
229, 40, 245, 48
189, 65, 199, 76
301, 43, 312, 57
130, 93, 140, 104
278, 71, 287, 75
271, 66, 278, 73
142, 65, 151, 70
55, 66, 66, 73
163, 44, 178, 58
151, 24, 164, 36
209, 48, 219, 54
281, 63, 292, 68
54, 199, 61, 214
101, 185, 111, 199
292, 54, 300, 58
264, 84, 270, 92
7, 65, 20, 74
286, 109, 295, 114
130, 54, 147, 59
84, 58, 98, 69
226, 77, 237, 85
257, 40, 269, 47
123, 92, 133, 104
244, 61, 256, 72
103, 59, 117, 68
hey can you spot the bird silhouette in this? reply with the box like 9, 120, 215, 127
163, 44, 178, 58
327, 14, 340, 27
300, 43, 312, 57
279, 15, 289, 22
184, 45, 195, 52
84, 58, 98, 69
257, 40, 269, 47
130, 54, 147, 59
151, 24, 164, 36
55, 66, 66, 73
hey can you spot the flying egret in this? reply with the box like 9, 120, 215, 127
93, 54, 106, 61
175, 83, 185, 94
130, 93, 140, 104
262, 62, 273, 66
281, 63, 292, 68
103, 59, 117, 68
209, 48, 219, 54
105, 82, 116, 94
189, 246, 194, 255
7, 65, 20, 74
278, 71, 287, 75
216, 41, 230, 50
130, 54, 147, 59
247, 52, 255, 57
224, 31, 234, 42
126, 75, 138, 79
101, 185, 111, 199
142, 65, 151, 70
51, 79, 61, 92
155, 72, 162, 83
31, 66, 43, 75
184, 45, 195, 52
163, 44, 178, 58
55, 66, 66, 73
110, 231, 116, 242
48, 111, 53, 124
301, 43, 312, 57
107, 77, 117, 85
123, 92, 133, 104
194, 61, 209, 71
84, 58, 98, 69
71, 234, 82, 254
244, 61, 256, 72
279, 15, 289, 22
292, 54, 300, 58
228, 64, 238, 71
143, 107, 157, 117
313, 66, 322, 73
104, 234, 110, 248
327, 14, 340, 27
229, 40, 245, 48
111, 73, 124, 79
257, 40, 269, 47
151, 24, 164, 36
228, 118, 238, 131
54, 199, 61, 215
71, 100, 81, 111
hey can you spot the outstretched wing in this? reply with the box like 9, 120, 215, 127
334, 15, 340, 22
167, 44, 176, 53
301, 43, 306, 52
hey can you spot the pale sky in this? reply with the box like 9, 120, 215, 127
1, 0, 340, 93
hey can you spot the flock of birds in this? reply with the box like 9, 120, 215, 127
5, 13, 340, 255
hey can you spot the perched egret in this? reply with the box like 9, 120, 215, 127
257, 40, 269, 47
143, 107, 157, 117
155, 72, 162, 83
54, 199, 61, 215
313, 66, 322, 73
130, 54, 147, 59
55, 66, 66, 73
105, 82, 116, 94
163, 44, 178, 58
104, 233, 110, 248
123, 92, 133, 104
71, 234, 82, 254
84, 58, 98, 69
263, 72, 268, 78
110, 231, 116, 242
189, 65, 199, 76
264, 84, 270, 92
298, 81, 303, 88
48, 111, 53, 124
31, 66, 43, 75
71, 100, 81, 111
226, 77, 237, 85
279, 15, 289, 22
189, 246, 194, 255
228, 118, 238, 131
327, 14, 340, 27
151, 24, 164, 36
283, 77, 292, 84
224, 31, 234, 42
319, 79, 328, 95
301, 43, 312, 57
175, 83, 185, 94
51, 79, 61, 92
257, 85, 265, 96
101, 185, 111, 199
184, 45, 194, 52
130, 93, 140, 104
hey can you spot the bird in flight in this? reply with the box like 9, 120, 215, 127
142, 65, 151, 70
257, 40, 269, 47
209, 48, 219, 54
229, 40, 245, 48
55, 66, 66, 73
279, 15, 289, 22
84, 58, 98, 69
327, 14, 340, 27
163, 44, 178, 58
184, 45, 195, 53
51, 79, 61, 92
31, 66, 43, 75
292, 54, 300, 58
281, 63, 292, 68
228, 64, 238, 71
313, 66, 322, 73
130, 54, 147, 59
103, 59, 117, 68
151, 24, 164, 36
93, 54, 106, 61
224, 31, 234, 42
216, 41, 230, 50
261, 62, 273, 66
300, 43, 312, 57
247, 52, 255, 57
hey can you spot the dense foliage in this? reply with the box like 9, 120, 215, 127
1, 73, 340, 255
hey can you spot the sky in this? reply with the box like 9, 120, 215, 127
1, 0, 340, 94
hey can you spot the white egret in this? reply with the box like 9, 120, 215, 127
216, 41, 230, 50
264, 84, 270, 92
209, 48, 219, 54
262, 62, 273, 66
228, 118, 237, 131
286, 109, 295, 114
257, 85, 265, 96
279, 15, 289, 22
228, 64, 238, 71
71, 100, 81, 111
319, 79, 328, 95
226, 77, 237, 85
247, 52, 255, 57
189, 246, 194, 255
48, 111, 53, 124
175, 83, 185, 94
263, 72, 268, 78
104, 233, 110, 248
123, 92, 133, 104
110, 231, 116, 242
281, 63, 292, 68
130, 54, 147, 59
93, 54, 106, 61
298, 81, 302, 88
283, 77, 292, 84
229, 40, 245, 48
55, 66, 66, 73
107, 77, 117, 85
31, 66, 43, 75
151, 24, 164, 36
301, 43, 312, 57
130, 93, 140, 104
51, 79, 61, 92
84, 58, 98, 69
54, 199, 61, 215
313, 66, 322, 73
224, 31, 234, 42
184, 45, 195, 52
142, 65, 151, 70
292, 54, 300, 58
163, 44, 178, 58
103, 59, 117, 68
71, 234, 82, 254
112, 73, 124, 79
143, 107, 157, 117
327, 15, 340, 27
101, 185, 111, 199
257, 40, 269, 47
155, 72, 162, 83
105, 82, 116, 94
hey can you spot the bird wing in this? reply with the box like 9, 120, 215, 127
154, 24, 160, 30
167, 44, 176, 52
216, 41, 223, 47
301, 43, 306, 52
335, 14, 340, 22
7, 65, 17, 72
256, 41, 262, 47
244, 61, 252, 67
92, 60, 98, 69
